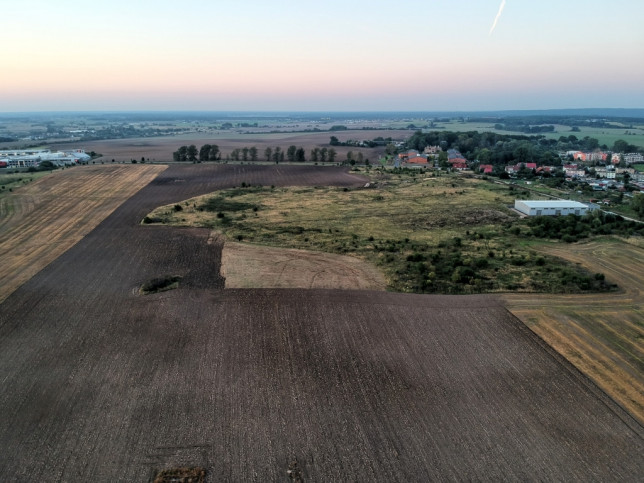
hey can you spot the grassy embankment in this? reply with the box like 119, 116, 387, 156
146, 169, 615, 294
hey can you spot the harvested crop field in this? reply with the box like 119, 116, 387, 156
0, 164, 642, 481
0, 164, 165, 303
504, 238, 644, 424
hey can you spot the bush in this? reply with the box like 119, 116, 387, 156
140, 275, 181, 294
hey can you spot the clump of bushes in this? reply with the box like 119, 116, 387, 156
140, 275, 182, 295
524, 212, 644, 243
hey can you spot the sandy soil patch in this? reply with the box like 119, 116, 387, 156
221, 241, 386, 290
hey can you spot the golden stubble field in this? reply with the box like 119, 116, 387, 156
503, 238, 644, 423
0, 164, 166, 303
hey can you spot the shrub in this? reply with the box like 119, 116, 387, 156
140, 275, 181, 294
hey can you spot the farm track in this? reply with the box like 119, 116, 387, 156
504, 239, 644, 423
0, 164, 642, 480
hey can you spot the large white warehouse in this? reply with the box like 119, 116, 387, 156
0, 149, 91, 168
514, 200, 595, 216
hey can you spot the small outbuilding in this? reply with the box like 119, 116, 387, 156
514, 200, 595, 217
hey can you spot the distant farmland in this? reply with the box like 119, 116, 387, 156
0, 164, 642, 480
55, 129, 413, 163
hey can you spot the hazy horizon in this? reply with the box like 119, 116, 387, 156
2, 0, 643, 112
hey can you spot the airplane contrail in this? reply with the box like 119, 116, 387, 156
489, 0, 506, 35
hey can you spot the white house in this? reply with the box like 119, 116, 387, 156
514, 200, 595, 217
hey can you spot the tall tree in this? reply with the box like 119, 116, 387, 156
287, 145, 297, 162
320, 147, 328, 163
273, 147, 281, 163
310, 147, 319, 162
199, 144, 211, 162
176, 145, 188, 161
208, 144, 220, 161
187, 144, 198, 161
242, 147, 249, 161
327, 148, 337, 163
249, 146, 258, 161
264, 147, 273, 162
295, 147, 306, 162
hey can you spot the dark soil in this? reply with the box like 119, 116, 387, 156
0, 164, 642, 481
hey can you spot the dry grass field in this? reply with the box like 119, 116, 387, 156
222, 241, 386, 290
0, 164, 642, 480
0, 164, 165, 303
504, 238, 644, 423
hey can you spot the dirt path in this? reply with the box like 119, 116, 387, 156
221, 241, 386, 290
503, 238, 644, 423
0, 164, 166, 303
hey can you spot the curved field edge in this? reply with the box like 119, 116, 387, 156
503, 238, 644, 424
0, 164, 167, 303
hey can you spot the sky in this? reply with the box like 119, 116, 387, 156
1, 0, 643, 112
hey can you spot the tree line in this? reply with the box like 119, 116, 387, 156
405, 130, 643, 168
172, 144, 338, 163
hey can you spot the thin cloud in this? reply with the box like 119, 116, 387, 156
489, 0, 507, 35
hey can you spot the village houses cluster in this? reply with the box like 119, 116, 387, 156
396, 147, 644, 193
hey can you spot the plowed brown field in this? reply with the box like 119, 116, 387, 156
503, 238, 644, 423
0, 165, 642, 481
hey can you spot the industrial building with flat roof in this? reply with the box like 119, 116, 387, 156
0, 149, 91, 168
514, 200, 596, 217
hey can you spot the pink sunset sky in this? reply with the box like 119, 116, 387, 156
2, 0, 643, 111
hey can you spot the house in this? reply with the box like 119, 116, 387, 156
535, 166, 555, 174
406, 155, 429, 165
398, 150, 419, 161
479, 164, 493, 174
595, 168, 616, 179
563, 164, 585, 177
514, 200, 595, 216
424, 145, 441, 155
573, 151, 608, 163
616, 167, 636, 175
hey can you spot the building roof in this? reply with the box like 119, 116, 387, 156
517, 200, 589, 208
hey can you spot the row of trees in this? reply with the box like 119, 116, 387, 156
173, 144, 220, 162
172, 144, 339, 163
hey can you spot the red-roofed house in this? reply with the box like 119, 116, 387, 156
406, 155, 429, 165
479, 164, 493, 174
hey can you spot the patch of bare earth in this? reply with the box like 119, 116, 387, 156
221, 240, 386, 290
503, 238, 644, 424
